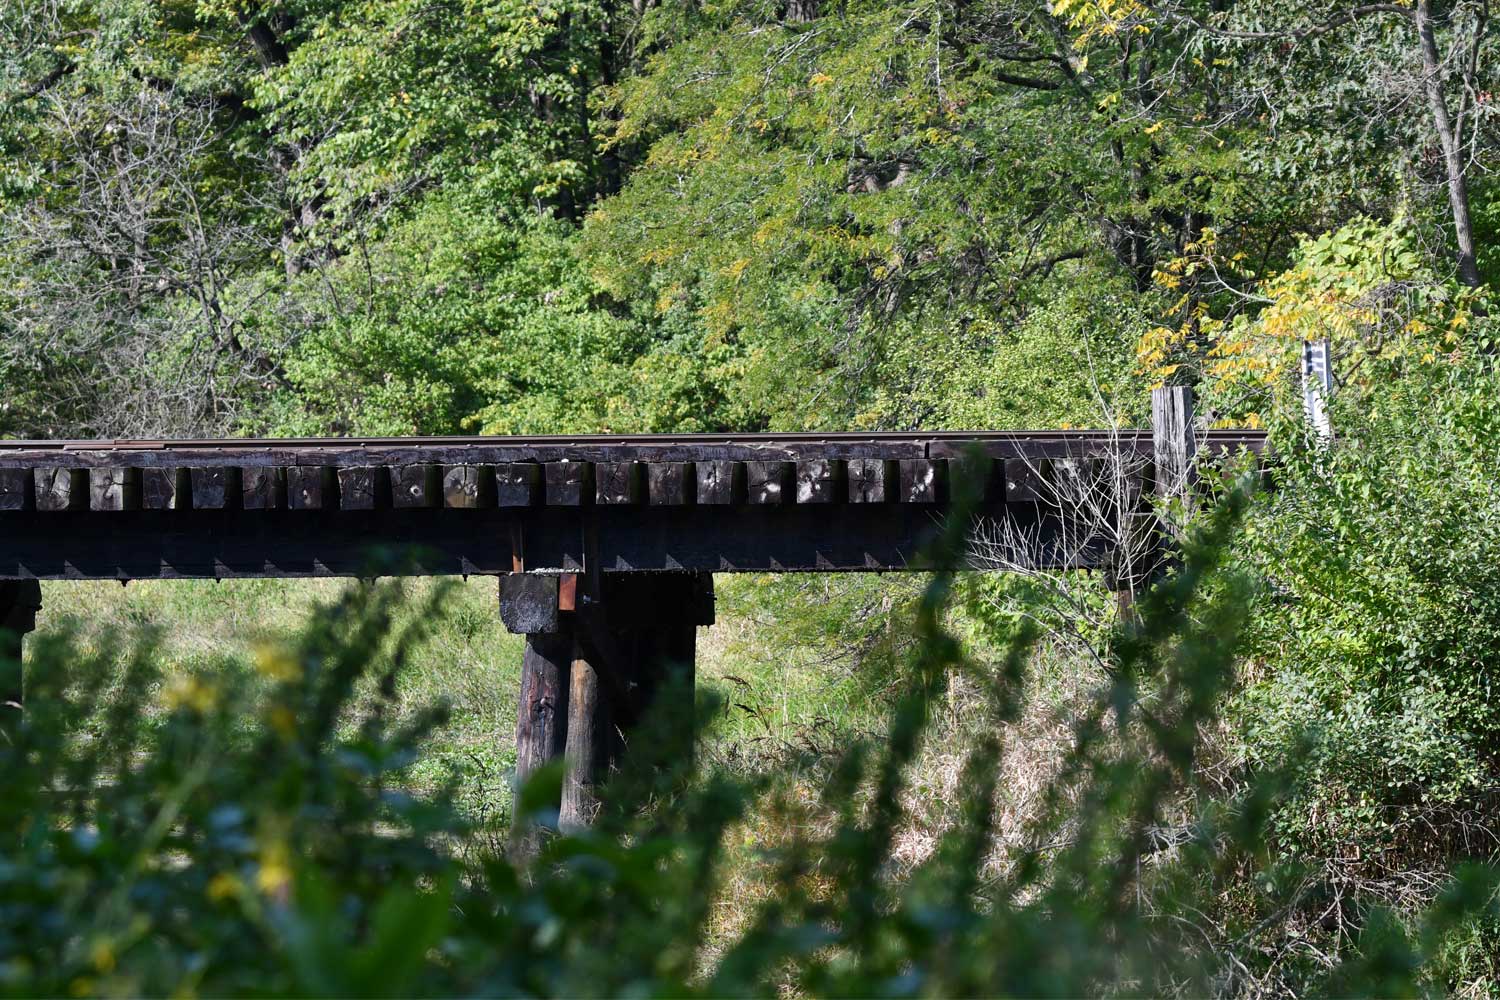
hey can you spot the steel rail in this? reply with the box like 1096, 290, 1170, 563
0, 427, 1266, 453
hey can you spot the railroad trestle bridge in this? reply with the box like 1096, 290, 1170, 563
0, 388, 1263, 829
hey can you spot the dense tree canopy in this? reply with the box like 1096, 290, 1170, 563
2, 0, 1492, 437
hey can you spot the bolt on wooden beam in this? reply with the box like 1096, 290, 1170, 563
392, 464, 440, 509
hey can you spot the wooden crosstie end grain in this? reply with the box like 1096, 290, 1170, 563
0, 428, 1265, 580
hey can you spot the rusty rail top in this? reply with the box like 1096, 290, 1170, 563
0, 428, 1264, 462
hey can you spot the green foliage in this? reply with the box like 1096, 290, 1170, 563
1235, 355, 1500, 976
4, 494, 1496, 995
252, 0, 608, 228
586, 0, 1151, 429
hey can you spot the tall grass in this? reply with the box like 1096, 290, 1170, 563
2, 488, 1493, 995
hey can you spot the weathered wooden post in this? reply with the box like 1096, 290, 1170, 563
1142, 385, 1199, 597
500, 571, 713, 845
0, 579, 41, 722
1151, 385, 1197, 509
500, 574, 571, 857
560, 640, 604, 831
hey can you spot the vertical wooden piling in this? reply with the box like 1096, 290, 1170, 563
559, 646, 604, 831
1142, 385, 1200, 595
0, 579, 41, 722
512, 631, 571, 857
501, 571, 713, 842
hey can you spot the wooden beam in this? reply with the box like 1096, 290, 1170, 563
0, 500, 1074, 579
947, 454, 1001, 503
1152, 386, 1197, 501
338, 466, 390, 511
556, 573, 710, 829
287, 467, 336, 511
499, 574, 561, 634
443, 465, 495, 509
898, 459, 946, 504
648, 462, 693, 505
513, 631, 571, 858
1005, 458, 1047, 503
746, 461, 793, 504
392, 465, 439, 509
544, 462, 591, 506
34, 468, 87, 512
0, 470, 34, 513
190, 467, 239, 511
596, 462, 644, 505
696, 460, 744, 505
142, 468, 188, 510
496, 463, 542, 507
795, 459, 844, 503
0, 579, 41, 722
242, 466, 285, 510
560, 645, 603, 832
847, 458, 894, 503
89, 468, 141, 511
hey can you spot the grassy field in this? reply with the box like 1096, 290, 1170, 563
20, 570, 1125, 985
30, 574, 932, 826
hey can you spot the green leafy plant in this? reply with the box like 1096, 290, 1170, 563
2, 488, 1492, 996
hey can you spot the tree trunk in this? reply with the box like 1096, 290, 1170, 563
1415, 0, 1483, 288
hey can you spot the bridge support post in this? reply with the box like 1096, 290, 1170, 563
512, 629, 571, 859
501, 572, 712, 848
0, 579, 41, 725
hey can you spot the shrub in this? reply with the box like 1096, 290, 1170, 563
0, 490, 1491, 996
1236, 355, 1500, 983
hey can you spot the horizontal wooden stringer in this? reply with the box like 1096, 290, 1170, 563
0, 430, 1266, 580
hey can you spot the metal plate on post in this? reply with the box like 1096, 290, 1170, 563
1302, 339, 1333, 441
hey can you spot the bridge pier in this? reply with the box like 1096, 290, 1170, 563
0, 579, 41, 723
502, 572, 712, 844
